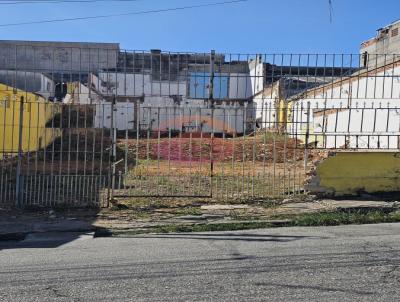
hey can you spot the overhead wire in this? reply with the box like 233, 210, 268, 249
329, 0, 334, 23
0, 0, 142, 5
0, 0, 249, 27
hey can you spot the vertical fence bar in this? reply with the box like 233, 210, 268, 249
15, 96, 24, 206
304, 101, 311, 173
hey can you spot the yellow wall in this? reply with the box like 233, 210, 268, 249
313, 152, 400, 196
0, 83, 60, 158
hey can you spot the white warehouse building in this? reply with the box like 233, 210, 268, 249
89, 51, 259, 134
287, 59, 400, 149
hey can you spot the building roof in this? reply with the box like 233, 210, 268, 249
288, 58, 400, 102
0, 40, 120, 49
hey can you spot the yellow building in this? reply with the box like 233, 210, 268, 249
0, 83, 61, 158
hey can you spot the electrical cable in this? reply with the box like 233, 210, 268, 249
0, 0, 248, 27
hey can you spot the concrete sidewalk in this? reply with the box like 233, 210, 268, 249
0, 209, 96, 240
1, 199, 398, 240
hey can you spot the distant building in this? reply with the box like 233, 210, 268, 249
91, 50, 255, 134
286, 58, 400, 149
0, 70, 55, 99
0, 40, 120, 100
253, 65, 356, 129
0, 40, 119, 72
360, 20, 400, 68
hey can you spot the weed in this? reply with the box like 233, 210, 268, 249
173, 207, 203, 216
292, 209, 400, 226
106, 209, 400, 236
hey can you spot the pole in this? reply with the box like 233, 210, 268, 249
107, 95, 116, 207
15, 96, 24, 206
304, 101, 311, 173
209, 50, 215, 197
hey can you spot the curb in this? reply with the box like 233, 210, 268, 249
0, 227, 98, 242
93, 219, 294, 237
0, 232, 27, 242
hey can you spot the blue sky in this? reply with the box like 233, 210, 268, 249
0, 0, 399, 54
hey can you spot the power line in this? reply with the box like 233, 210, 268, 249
0, 0, 248, 27
0, 0, 142, 5
329, 0, 334, 23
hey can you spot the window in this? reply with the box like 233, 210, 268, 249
189, 72, 229, 99
378, 28, 389, 39
392, 28, 399, 37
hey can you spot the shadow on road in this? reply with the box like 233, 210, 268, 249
0, 206, 104, 250
117, 232, 326, 243
0, 231, 94, 250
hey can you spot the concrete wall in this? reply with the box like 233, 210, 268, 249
313, 108, 400, 149
0, 70, 55, 99
65, 82, 103, 104
253, 81, 280, 127
94, 100, 252, 134
91, 71, 255, 133
249, 56, 264, 96
0, 83, 60, 158
94, 71, 253, 100
94, 72, 187, 97
307, 152, 400, 196
228, 73, 252, 99
0, 40, 119, 72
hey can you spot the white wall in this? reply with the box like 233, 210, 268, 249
312, 107, 400, 149
289, 65, 400, 149
249, 56, 264, 97
91, 70, 257, 133
228, 73, 253, 99
94, 71, 254, 100
253, 81, 280, 128
93, 73, 187, 97
67, 82, 103, 104
94, 100, 252, 134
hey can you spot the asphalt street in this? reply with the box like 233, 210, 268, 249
0, 223, 400, 301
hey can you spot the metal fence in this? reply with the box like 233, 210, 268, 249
1, 48, 399, 207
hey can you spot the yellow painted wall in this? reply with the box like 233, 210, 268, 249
314, 152, 400, 196
0, 83, 60, 158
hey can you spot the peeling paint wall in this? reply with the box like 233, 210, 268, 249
307, 151, 400, 196
0, 83, 61, 158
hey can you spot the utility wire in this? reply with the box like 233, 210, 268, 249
329, 0, 334, 23
0, 0, 248, 27
0, 0, 142, 5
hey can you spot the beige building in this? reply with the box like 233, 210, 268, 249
360, 20, 400, 68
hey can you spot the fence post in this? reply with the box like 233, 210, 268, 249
304, 101, 311, 173
106, 96, 116, 207
209, 50, 215, 105
15, 96, 24, 207
209, 50, 215, 197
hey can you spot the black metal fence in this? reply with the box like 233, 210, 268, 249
1, 48, 399, 207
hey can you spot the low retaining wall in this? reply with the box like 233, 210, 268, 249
307, 151, 400, 197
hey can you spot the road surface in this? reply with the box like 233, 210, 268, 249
1, 223, 400, 301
